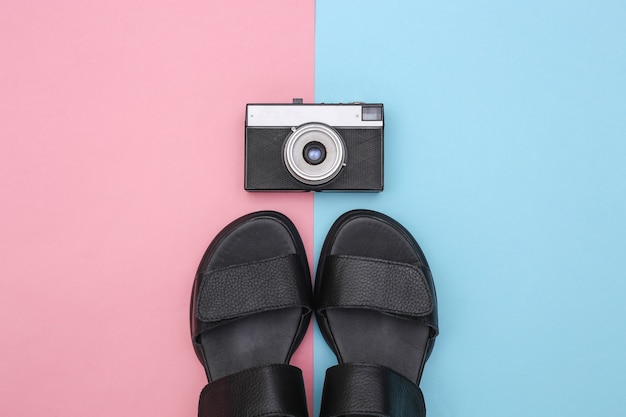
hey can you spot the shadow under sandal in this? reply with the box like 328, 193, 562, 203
191, 211, 312, 417
315, 210, 439, 417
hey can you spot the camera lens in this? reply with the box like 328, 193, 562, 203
303, 141, 326, 165
283, 123, 346, 186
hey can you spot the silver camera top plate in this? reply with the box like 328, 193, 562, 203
246, 104, 383, 127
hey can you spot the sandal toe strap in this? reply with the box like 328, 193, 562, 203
317, 255, 434, 317
196, 254, 311, 323
320, 363, 426, 417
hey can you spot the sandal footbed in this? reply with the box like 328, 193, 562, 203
315, 210, 436, 383
191, 211, 311, 381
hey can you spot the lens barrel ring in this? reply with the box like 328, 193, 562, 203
283, 123, 346, 186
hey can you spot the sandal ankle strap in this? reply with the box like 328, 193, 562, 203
198, 364, 308, 417
320, 363, 426, 417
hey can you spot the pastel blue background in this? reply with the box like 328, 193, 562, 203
313, 2, 626, 416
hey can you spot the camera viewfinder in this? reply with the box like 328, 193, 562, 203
362, 105, 383, 121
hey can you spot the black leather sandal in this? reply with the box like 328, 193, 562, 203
191, 211, 312, 417
315, 209, 439, 417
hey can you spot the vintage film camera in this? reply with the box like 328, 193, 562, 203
244, 101, 384, 191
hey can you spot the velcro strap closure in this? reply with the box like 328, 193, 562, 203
320, 363, 426, 417
198, 364, 308, 417
196, 254, 310, 322
318, 255, 433, 317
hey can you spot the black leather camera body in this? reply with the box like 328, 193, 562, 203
244, 102, 384, 191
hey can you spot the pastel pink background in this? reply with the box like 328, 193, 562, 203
0, 1, 314, 415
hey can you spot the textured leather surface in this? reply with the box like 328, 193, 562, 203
196, 254, 310, 322
317, 255, 433, 317
319, 363, 426, 417
245, 127, 383, 191
198, 364, 309, 417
